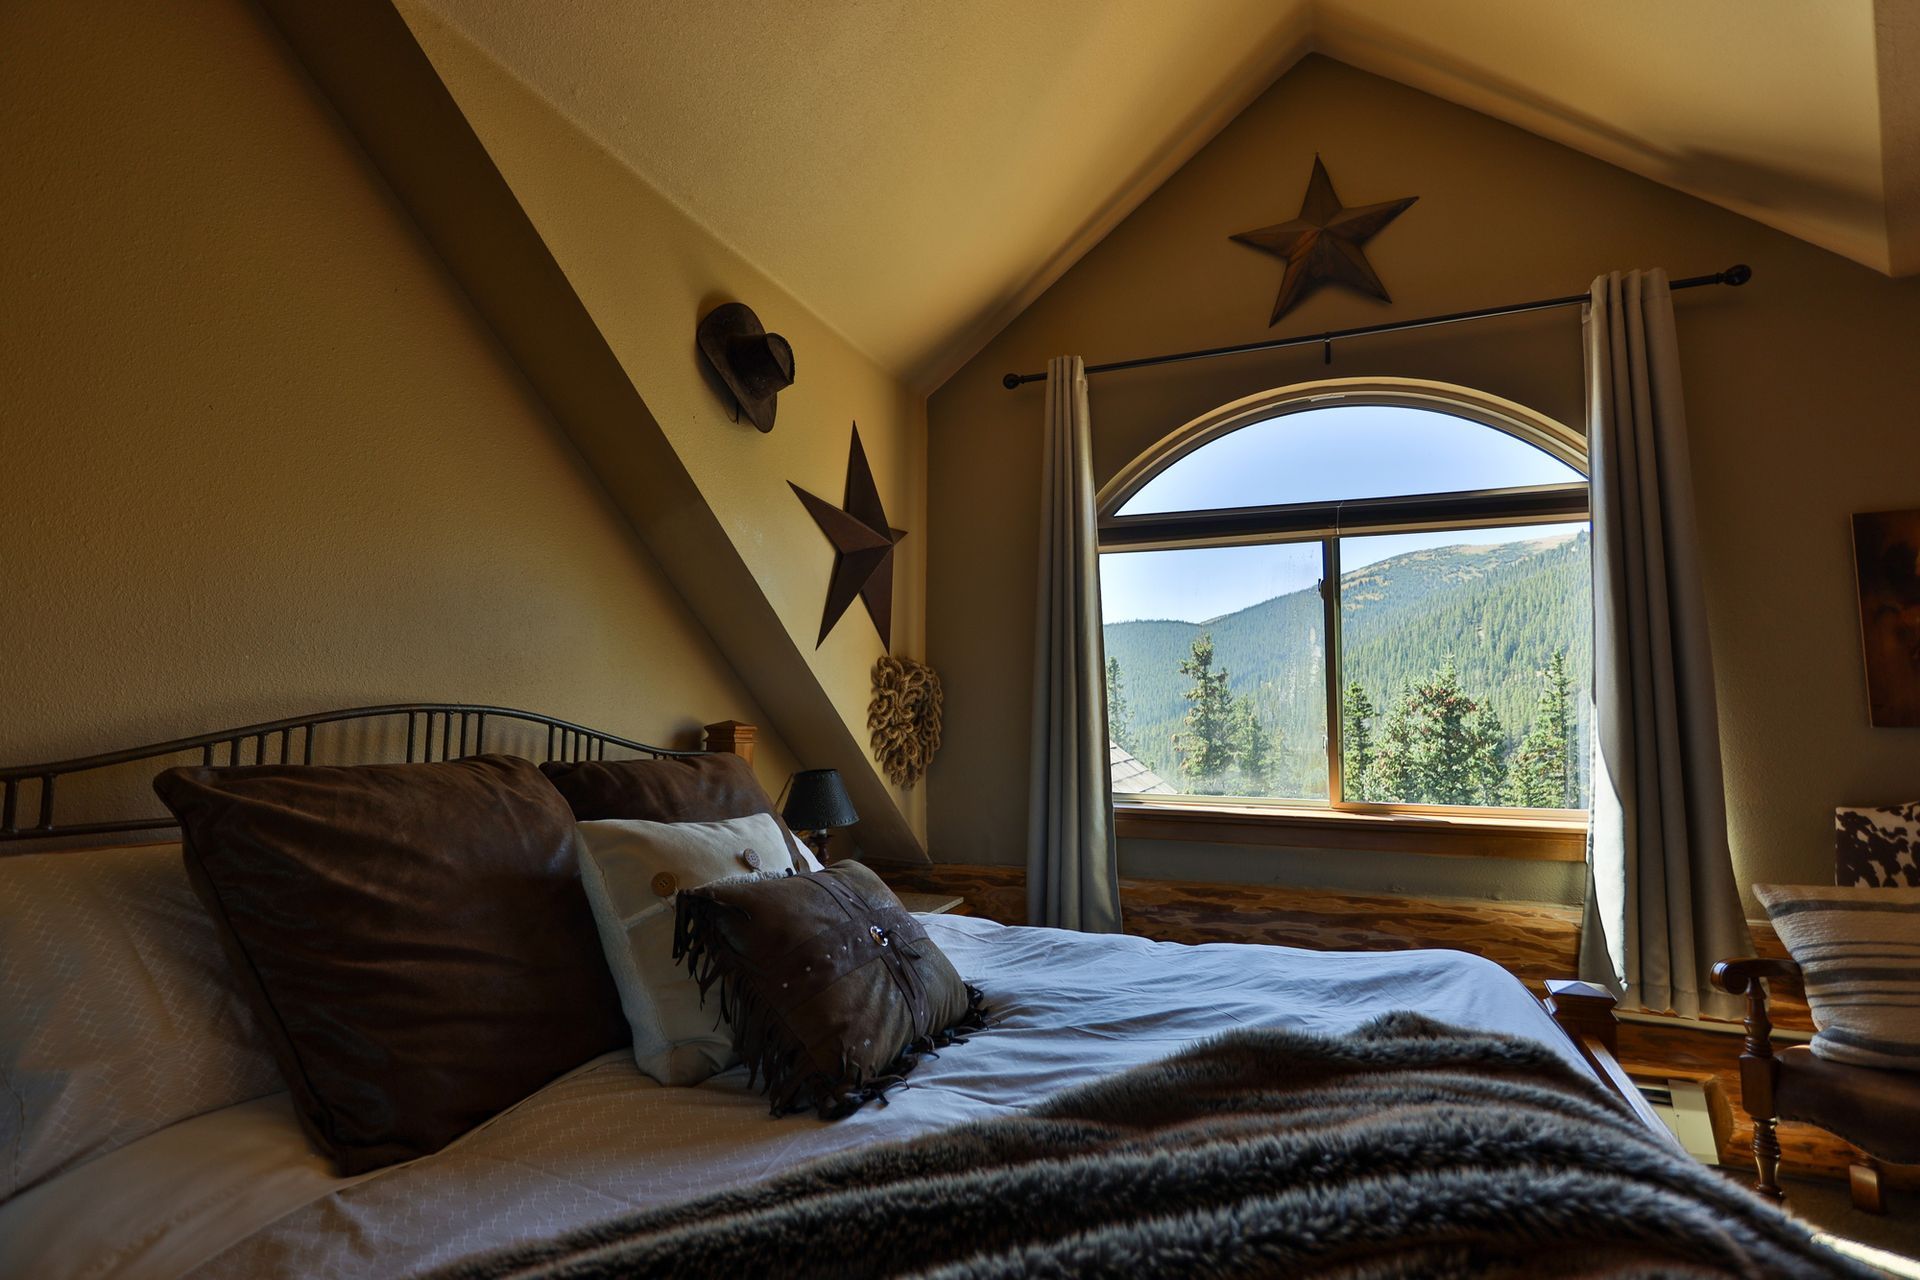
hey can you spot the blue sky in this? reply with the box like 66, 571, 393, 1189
1101, 405, 1585, 625
1117, 404, 1578, 515
1100, 523, 1588, 624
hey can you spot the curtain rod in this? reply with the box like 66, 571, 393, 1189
1000, 264, 1752, 389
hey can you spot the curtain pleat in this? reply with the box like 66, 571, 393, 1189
1027, 356, 1123, 933
1580, 270, 1751, 1019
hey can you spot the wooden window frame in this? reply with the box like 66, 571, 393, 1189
1112, 799, 1588, 861
1099, 379, 1591, 860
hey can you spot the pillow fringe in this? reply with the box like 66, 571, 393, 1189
674, 895, 987, 1119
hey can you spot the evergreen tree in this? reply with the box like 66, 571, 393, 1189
1468, 700, 1509, 806
1506, 649, 1575, 808
1232, 699, 1275, 794
1105, 656, 1136, 753
1341, 681, 1376, 802
1367, 683, 1420, 803
1409, 657, 1475, 804
1176, 633, 1236, 790
1366, 658, 1507, 805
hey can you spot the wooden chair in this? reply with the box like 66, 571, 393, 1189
1712, 957, 1920, 1212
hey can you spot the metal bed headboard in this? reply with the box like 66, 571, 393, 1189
0, 703, 700, 845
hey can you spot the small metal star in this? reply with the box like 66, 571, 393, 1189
791, 424, 904, 649
1229, 155, 1417, 325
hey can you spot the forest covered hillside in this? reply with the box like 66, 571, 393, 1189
1103, 531, 1591, 803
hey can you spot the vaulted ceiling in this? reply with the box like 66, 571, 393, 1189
404, 0, 1918, 391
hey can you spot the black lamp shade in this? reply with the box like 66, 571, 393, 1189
781, 769, 859, 832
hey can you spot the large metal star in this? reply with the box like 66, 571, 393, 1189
1229, 155, 1417, 325
790, 424, 904, 649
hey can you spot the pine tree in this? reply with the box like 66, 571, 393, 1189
1341, 681, 1376, 802
1105, 656, 1136, 753
1367, 683, 1419, 803
1232, 699, 1275, 794
1467, 700, 1509, 806
1366, 658, 1507, 805
1506, 649, 1575, 808
1409, 657, 1474, 804
1176, 633, 1237, 791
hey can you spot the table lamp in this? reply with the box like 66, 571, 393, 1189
780, 768, 859, 864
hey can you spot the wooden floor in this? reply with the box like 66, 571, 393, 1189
882, 861, 1900, 1189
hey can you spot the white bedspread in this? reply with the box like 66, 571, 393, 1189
0, 914, 1589, 1280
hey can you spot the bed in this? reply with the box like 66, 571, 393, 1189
0, 704, 1860, 1279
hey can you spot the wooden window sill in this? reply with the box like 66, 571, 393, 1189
1112, 801, 1588, 862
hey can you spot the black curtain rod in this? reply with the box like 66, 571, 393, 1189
1000, 264, 1752, 389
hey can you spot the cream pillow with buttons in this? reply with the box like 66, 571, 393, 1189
577, 813, 800, 1084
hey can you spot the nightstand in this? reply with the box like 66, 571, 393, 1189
896, 891, 964, 915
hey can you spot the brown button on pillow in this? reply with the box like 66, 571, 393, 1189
153, 754, 628, 1174
673, 861, 985, 1118
541, 753, 815, 868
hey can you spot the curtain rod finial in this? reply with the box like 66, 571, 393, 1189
1002, 372, 1023, 389
1724, 263, 1752, 286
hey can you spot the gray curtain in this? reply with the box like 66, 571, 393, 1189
1028, 356, 1123, 933
1580, 270, 1751, 1020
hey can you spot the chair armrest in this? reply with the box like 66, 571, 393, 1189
1710, 956, 1800, 996
1712, 956, 1799, 1065
1712, 957, 1799, 1197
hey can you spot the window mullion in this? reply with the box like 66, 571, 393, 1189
1322, 535, 1343, 808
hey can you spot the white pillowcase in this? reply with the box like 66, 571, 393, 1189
577, 814, 802, 1084
0, 843, 284, 1201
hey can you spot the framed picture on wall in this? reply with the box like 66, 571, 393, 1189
1852, 507, 1920, 726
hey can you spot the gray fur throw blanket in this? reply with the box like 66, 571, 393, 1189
436, 1012, 1868, 1280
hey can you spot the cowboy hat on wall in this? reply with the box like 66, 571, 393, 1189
697, 301, 795, 433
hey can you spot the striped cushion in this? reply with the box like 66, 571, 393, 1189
1755, 883, 1920, 1072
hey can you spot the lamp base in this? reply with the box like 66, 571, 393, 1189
801, 829, 833, 865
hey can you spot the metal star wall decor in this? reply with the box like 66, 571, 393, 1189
1229, 155, 1417, 325
790, 424, 904, 649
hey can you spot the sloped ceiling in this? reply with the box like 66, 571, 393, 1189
407, 0, 1916, 390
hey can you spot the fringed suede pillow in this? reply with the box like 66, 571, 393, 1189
673, 862, 985, 1118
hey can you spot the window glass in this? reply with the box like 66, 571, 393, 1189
1101, 543, 1327, 801
1339, 523, 1591, 809
1115, 404, 1581, 515
1103, 394, 1591, 816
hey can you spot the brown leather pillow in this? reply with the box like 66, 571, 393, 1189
673, 861, 985, 1118
153, 754, 628, 1174
543, 752, 808, 865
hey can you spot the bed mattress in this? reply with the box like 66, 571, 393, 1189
0, 914, 1591, 1280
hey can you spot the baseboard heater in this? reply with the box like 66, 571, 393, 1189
1636, 1078, 1721, 1164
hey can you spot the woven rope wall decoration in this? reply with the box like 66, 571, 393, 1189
867, 655, 943, 788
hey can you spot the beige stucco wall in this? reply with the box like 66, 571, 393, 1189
397, 6, 929, 843
927, 56, 1920, 909
0, 0, 797, 810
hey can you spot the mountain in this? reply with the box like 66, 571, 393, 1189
1103, 531, 1591, 802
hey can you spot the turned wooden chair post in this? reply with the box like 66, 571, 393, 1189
1711, 957, 1799, 1201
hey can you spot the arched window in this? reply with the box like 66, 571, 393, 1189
1098, 379, 1590, 814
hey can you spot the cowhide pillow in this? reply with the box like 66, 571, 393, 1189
1836, 801, 1920, 888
